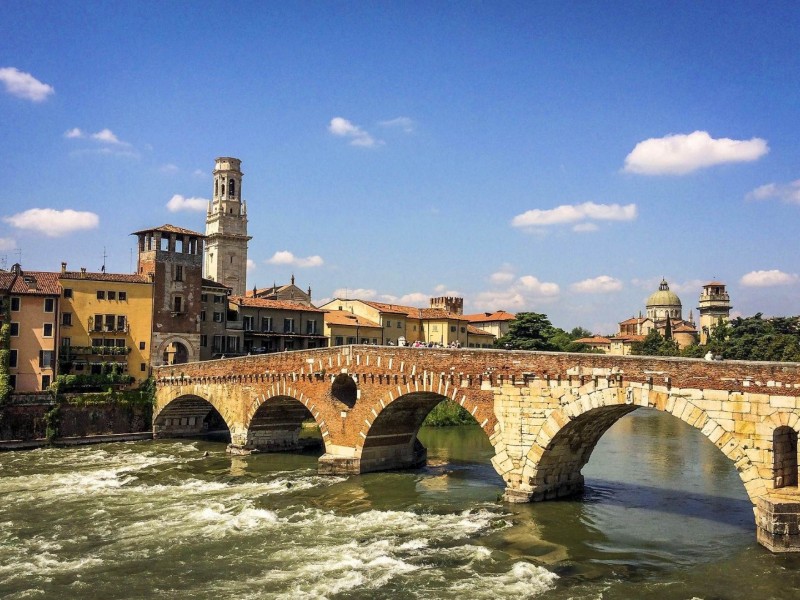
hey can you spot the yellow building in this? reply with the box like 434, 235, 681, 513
1, 265, 61, 392
58, 263, 154, 386
325, 309, 383, 345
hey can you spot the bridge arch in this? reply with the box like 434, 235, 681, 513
242, 392, 329, 453
355, 389, 494, 473
518, 383, 768, 505
153, 390, 235, 440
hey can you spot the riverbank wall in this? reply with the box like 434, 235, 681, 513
0, 392, 152, 450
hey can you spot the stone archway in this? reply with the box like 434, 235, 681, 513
243, 395, 323, 453
153, 393, 231, 440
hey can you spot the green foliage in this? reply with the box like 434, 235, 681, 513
423, 400, 475, 427
52, 372, 136, 393
630, 329, 680, 357
496, 314, 600, 353
713, 314, 800, 362
44, 404, 61, 442
0, 299, 10, 404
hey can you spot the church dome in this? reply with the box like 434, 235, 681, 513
646, 279, 682, 320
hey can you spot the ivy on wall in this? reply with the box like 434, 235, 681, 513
0, 297, 11, 404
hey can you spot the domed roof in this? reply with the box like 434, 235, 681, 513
646, 279, 682, 308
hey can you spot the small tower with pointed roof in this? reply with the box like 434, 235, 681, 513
698, 281, 732, 344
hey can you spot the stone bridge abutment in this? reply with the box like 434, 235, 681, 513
154, 346, 800, 552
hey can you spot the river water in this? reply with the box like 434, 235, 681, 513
2, 409, 800, 599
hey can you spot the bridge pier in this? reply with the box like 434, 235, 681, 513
319, 440, 427, 475
757, 493, 800, 552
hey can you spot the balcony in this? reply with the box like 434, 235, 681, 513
62, 345, 131, 358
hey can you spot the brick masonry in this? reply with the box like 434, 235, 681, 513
154, 346, 800, 551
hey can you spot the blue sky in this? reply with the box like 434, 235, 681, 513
2, 1, 799, 333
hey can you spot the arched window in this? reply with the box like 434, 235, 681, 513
229, 179, 235, 197
221, 183, 225, 196
215, 179, 218, 196
774, 426, 798, 488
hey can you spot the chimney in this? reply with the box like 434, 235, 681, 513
61, 261, 67, 274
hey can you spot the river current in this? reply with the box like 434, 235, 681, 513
2, 409, 800, 599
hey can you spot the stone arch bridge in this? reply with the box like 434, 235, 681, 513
153, 346, 800, 552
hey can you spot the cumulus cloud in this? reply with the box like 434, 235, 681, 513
0, 237, 16, 251
746, 180, 800, 204
623, 130, 768, 175
490, 268, 515, 284
267, 250, 324, 268
572, 222, 598, 233
511, 201, 637, 231
570, 275, 623, 294
91, 128, 124, 144
3, 208, 99, 237
328, 117, 381, 147
379, 117, 415, 133
518, 275, 560, 297
246, 259, 256, 272
740, 270, 799, 287
0, 67, 54, 102
332, 287, 377, 299
64, 127, 134, 157
166, 194, 208, 213
64, 128, 83, 139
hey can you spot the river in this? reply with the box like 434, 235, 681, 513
2, 409, 800, 599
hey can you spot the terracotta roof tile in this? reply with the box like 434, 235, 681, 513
575, 336, 611, 344
230, 295, 324, 312
131, 223, 205, 237
464, 311, 516, 323
467, 324, 493, 336
324, 311, 382, 328
60, 271, 151, 284
202, 278, 231, 290
8, 270, 61, 295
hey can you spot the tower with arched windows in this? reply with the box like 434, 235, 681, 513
204, 157, 251, 297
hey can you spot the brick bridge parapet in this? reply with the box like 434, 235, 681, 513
154, 346, 800, 552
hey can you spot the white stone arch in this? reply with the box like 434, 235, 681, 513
518, 382, 766, 505
155, 334, 199, 366
153, 385, 237, 439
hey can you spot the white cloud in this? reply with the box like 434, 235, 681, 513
0, 237, 16, 251
0, 67, 54, 102
91, 128, 125, 145
511, 201, 637, 230
3, 208, 99, 237
490, 269, 515, 284
572, 222, 598, 233
397, 292, 429, 305
166, 194, 208, 213
246, 259, 256, 272
328, 117, 381, 147
740, 270, 799, 287
623, 130, 769, 175
473, 289, 527, 310
267, 250, 324, 268
379, 117, 415, 133
518, 275, 560, 297
746, 180, 800, 204
160, 164, 179, 174
332, 287, 377, 299
571, 275, 623, 294
64, 128, 84, 139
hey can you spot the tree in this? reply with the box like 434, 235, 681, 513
630, 329, 680, 357
495, 312, 559, 351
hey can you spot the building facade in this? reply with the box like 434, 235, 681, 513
58, 263, 153, 386
134, 224, 205, 366
1, 265, 60, 392
204, 157, 251, 297
229, 296, 327, 353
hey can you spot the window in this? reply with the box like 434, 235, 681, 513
104, 315, 115, 332
347, 337, 356, 344
115, 338, 125, 348
118, 291, 127, 301
213, 311, 224, 323
97, 290, 106, 300
385, 321, 391, 328
397, 321, 402, 328
450, 325, 456, 332
91, 337, 103, 348
226, 336, 240, 353
9, 349, 17, 368
200, 310, 206, 322
141, 363, 146, 372
39, 350, 54, 368
62, 312, 72, 326
108, 291, 116, 300
116, 315, 126, 331
10, 297, 20, 311
61, 337, 71, 348
460, 327, 466, 333
93, 314, 103, 331
42, 375, 51, 389
372, 338, 378, 344
173, 296, 183, 313
175, 265, 183, 282
213, 295, 223, 303
243, 316, 254, 331
200, 334, 207, 347
284, 318, 295, 333
139, 341, 146, 350
306, 320, 317, 334
212, 335, 224, 353
43, 323, 54, 337
63, 288, 73, 299
44, 298, 55, 312
261, 317, 272, 332
229, 179, 235, 197
10, 322, 19, 336
201, 294, 208, 302
335, 336, 344, 346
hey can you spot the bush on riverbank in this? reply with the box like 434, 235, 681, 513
423, 400, 476, 427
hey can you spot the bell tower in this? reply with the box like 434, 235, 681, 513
204, 157, 252, 296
